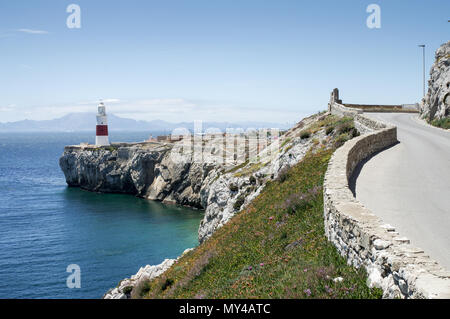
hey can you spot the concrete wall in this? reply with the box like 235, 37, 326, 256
324, 101, 450, 298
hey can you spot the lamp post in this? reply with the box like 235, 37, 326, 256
418, 44, 425, 99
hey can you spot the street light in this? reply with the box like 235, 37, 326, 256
418, 44, 425, 99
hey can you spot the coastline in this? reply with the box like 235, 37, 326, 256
59, 113, 334, 298
59, 111, 373, 298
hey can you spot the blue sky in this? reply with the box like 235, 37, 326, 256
0, 0, 449, 123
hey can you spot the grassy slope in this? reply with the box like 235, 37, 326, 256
140, 146, 382, 299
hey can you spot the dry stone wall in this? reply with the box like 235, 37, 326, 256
325, 100, 450, 298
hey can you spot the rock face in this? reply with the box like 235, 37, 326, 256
420, 41, 450, 120
59, 143, 209, 209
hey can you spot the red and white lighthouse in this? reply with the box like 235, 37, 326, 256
95, 100, 110, 146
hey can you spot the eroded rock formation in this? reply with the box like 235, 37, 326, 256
420, 41, 450, 120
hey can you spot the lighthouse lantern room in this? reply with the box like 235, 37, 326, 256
95, 100, 110, 146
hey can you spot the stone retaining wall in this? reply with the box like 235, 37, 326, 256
324, 100, 450, 298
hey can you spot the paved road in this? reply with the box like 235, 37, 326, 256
354, 113, 450, 269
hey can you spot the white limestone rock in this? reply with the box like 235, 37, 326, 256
103, 258, 176, 299
420, 41, 450, 121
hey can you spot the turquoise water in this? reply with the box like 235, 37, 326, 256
0, 132, 203, 299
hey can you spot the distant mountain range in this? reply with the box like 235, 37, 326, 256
0, 113, 292, 132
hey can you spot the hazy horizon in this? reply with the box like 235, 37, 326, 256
1, 1, 449, 123
0, 111, 294, 132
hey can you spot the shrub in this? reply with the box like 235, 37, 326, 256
122, 286, 133, 295
233, 194, 246, 211
161, 278, 174, 291
276, 165, 291, 183
300, 131, 311, 139
229, 183, 239, 192
131, 280, 152, 298
333, 133, 350, 148
325, 126, 334, 135
431, 117, 450, 129
335, 118, 359, 137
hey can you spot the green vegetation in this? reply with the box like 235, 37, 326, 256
233, 194, 246, 211
325, 126, 334, 135
308, 114, 339, 133
281, 137, 292, 148
333, 117, 360, 148
161, 278, 174, 291
234, 161, 269, 178
300, 131, 311, 139
284, 144, 293, 152
122, 286, 133, 295
140, 149, 382, 299
226, 160, 249, 174
103, 145, 119, 152
430, 117, 450, 130
276, 165, 291, 183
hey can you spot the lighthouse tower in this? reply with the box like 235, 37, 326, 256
95, 100, 110, 146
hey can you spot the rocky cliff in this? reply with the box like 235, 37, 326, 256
60, 114, 330, 243
420, 41, 450, 120
60, 142, 211, 209
60, 112, 354, 298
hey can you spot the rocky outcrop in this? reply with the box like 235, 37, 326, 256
59, 143, 210, 208
197, 128, 320, 241
420, 41, 450, 120
103, 248, 193, 299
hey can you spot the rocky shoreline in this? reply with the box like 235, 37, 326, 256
103, 248, 193, 299
59, 113, 339, 298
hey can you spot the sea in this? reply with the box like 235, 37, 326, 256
0, 132, 204, 299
